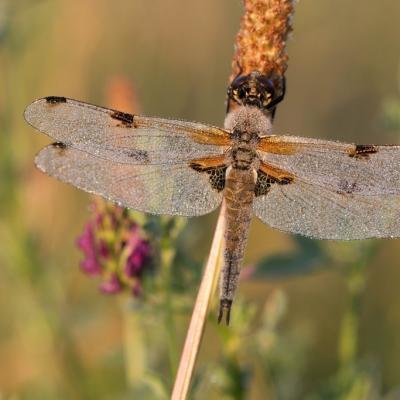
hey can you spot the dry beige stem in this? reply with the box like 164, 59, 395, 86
171, 202, 226, 400
230, 0, 296, 84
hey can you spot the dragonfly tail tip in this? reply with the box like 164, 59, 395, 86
217, 299, 232, 325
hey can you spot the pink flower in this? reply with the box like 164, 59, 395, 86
76, 201, 151, 297
99, 273, 122, 294
125, 228, 150, 278
76, 223, 101, 276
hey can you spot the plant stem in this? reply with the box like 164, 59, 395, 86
121, 298, 147, 387
338, 260, 367, 368
171, 202, 226, 400
161, 246, 180, 380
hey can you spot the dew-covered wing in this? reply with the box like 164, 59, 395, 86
35, 143, 223, 216
253, 176, 400, 240
25, 97, 231, 165
257, 135, 400, 195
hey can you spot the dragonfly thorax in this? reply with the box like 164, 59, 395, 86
229, 146, 259, 170
224, 106, 272, 142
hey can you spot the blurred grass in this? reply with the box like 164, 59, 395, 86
1, 0, 400, 398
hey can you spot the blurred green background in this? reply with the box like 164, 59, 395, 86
1, 1, 400, 399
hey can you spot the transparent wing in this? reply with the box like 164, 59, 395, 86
25, 97, 231, 165
35, 144, 222, 216
258, 135, 400, 195
253, 179, 400, 239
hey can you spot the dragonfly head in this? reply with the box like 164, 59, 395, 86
227, 71, 276, 110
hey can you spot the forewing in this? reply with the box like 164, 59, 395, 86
25, 97, 231, 165
36, 144, 223, 216
258, 135, 400, 195
253, 179, 400, 239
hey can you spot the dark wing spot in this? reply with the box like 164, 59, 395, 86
45, 96, 67, 104
337, 179, 357, 195
51, 141, 67, 155
110, 111, 135, 127
124, 149, 150, 163
255, 169, 293, 196
190, 162, 227, 192
349, 144, 378, 159
279, 176, 293, 185
209, 166, 227, 191
52, 142, 67, 149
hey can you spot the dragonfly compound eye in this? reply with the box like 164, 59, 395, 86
238, 87, 247, 99
227, 71, 285, 113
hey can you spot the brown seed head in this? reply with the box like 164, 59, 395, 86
230, 0, 296, 84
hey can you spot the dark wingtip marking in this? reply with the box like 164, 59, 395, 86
51, 142, 67, 155
110, 110, 135, 127
52, 142, 67, 149
45, 96, 67, 104
349, 144, 378, 159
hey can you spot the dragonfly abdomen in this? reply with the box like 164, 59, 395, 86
219, 166, 256, 324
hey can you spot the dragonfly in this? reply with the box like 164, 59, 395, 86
24, 71, 400, 324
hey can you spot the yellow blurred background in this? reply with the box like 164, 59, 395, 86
1, 1, 400, 399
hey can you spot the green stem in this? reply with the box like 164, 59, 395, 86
338, 261, 367, 369
121, 298, 147, 387
161, 245, 179, 382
